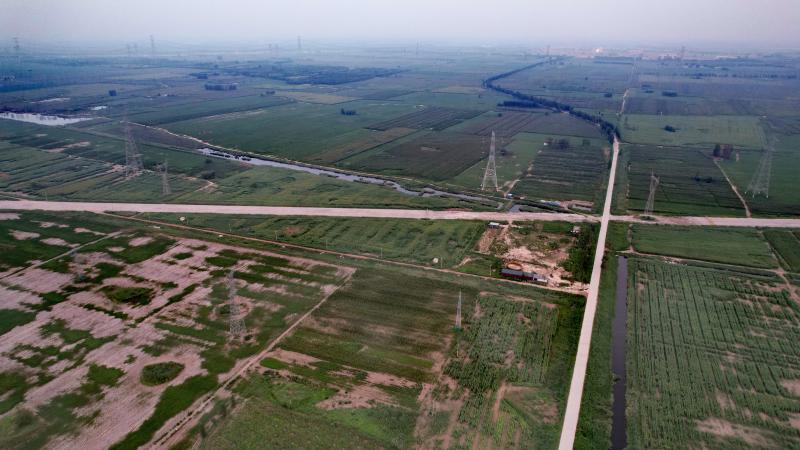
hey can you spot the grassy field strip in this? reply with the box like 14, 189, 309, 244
153, 269, 356, 447
559, 137, 620, 449
102, 212, 583, 296
0, 230, 121, 280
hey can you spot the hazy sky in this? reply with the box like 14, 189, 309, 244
3, 0, 799, 49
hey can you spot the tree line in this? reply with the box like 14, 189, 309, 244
483, 59, 621, 144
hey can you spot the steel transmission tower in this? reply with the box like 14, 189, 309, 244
481, 131, 498, 191
149, 35, 156, 57
746, 137, 774, 198
643, 171, 660, 217
123, 121, 144, 178
158, 159, 171, 195
227, 268, 246, 337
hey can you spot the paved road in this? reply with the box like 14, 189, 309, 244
557, 137, 620, 449
3, 200, 800, 228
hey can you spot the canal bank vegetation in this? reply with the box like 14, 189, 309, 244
574, 222, 627, 450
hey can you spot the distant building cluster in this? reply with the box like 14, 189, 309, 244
204, 82, 238, 91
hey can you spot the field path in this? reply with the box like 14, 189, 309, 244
2, 200, 800, 228
714, 159, 752, 218
557, 136, 620, 449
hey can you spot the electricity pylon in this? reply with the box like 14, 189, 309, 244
643, 171, 659, 217
158, 159, 171, 195
123, 121, 143, 178
746, 136, 774, 198
481, 131, 498, 191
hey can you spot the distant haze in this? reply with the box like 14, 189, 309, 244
2, 0, 799, 50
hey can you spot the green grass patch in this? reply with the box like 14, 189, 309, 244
631, 224, 777, 268
140, 362, 184, 386
101, 286, 154, 306
0, 309, 36, 336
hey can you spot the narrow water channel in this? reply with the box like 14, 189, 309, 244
196, 147, 493, 204
611, 256, 628, 449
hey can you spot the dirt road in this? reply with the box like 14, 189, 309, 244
0, 200, 593, 222
3, 200, 800, 228
557, 137, 621, 450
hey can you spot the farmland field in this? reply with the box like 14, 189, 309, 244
511, 135, 610, 205
345, 131, 488, 181
0, 122, 478, 210
621, 114, 766, 149
626, 257, 800, 449
140, 213, 485, 267
203, 260, 583, 449
162, 101, 416, 160
619, 144, 746, 216
447, 132, 543, 191
367, 106, 482, 131
763, 229, 800, 272
630, 225, 778, 268
0, 211, 354, 449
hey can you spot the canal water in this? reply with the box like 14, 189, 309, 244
197, 147, 493, 204
0, 112, 92, 126
611, 256, 628, 450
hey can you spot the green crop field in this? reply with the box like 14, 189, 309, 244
140, 213, 484, 267
763, 229, 800, 272
344, 131, 487, 181
512, 136, 610, 205
448, 131, 544, 191
171, 166, 478, 209
162, 101, 416, 160
627, 257, 800, 449
718, 133, 800, 217
204, 258, 583, 449
619, 144, 746, 216
126, 95, 293, 125
621, 114, 765, 149
630, 224, 778, 268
